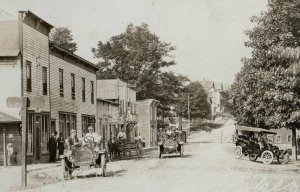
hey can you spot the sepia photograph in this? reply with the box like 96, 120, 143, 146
0, 0, 300, 191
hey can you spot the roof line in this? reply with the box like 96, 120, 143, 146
50, 44, 100, 71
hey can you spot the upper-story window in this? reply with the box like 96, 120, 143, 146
90, 81, 94, 104
82, 78, 86, 102
42, 67, 47, 95
71, 73, 75, 100
26, 61, 32, 92
59, 69, 64, 97
288, 135, 292, 143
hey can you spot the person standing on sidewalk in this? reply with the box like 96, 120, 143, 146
57, 133, 65, 160
48, 131, 57, 162
6, 143, 14, 168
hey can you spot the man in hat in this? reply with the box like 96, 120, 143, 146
83, 125, 102, 144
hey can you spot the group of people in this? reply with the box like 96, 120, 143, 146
48, 125, 129, 162
158, 127, 182, 142
48, 131, 67, 162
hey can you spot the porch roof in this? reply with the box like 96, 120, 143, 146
0, 111, 21, 123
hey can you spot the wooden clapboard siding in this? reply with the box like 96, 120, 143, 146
49, 53, 97, 138
22, 22, 51, 112
0, 123, 22, 165
0, 57, 22, 119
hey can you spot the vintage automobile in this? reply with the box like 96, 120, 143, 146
62, 136, 107, 179
233, 125, 283, 164
158, 130, 184, 158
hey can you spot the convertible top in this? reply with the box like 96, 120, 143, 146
236, 125, 277, 135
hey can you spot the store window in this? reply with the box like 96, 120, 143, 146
41, 114, 50, 153
59, 113, 76, 138
81, 115, 95, 137
27, 112, 34, 154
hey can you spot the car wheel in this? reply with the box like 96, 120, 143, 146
234, 146, 243, 159
261, 150, 274, 164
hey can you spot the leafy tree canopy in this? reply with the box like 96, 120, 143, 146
92, 23, 189, 115
230, 0, 300, 129
50, 27, 78, 53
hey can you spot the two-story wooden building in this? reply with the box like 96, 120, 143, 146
0, 11, 99, 164
136, 99, 160, 148
0, 11, 53, 163
96, 99, 120, 143
49, 44, 99, 138
97, 79, 138, 142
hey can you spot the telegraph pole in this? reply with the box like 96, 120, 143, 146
21, 97, 28, 188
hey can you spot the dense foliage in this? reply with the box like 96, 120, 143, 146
230, 0, 300, 129
50, 27, 78, 53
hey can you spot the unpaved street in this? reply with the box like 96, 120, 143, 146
13, 120, 300, 192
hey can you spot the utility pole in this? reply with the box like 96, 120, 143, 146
21, 97, 28, 188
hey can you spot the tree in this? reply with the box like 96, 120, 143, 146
50, 27, 78, 53
92, 23, 188, 115
178, 81, 211, 119
230, 0, 300, 159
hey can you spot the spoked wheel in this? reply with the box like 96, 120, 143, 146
261, 150, 274, 164
249, 154, 257, 161
234, 146, 243, 159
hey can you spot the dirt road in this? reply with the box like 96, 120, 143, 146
13, 119, 300, 192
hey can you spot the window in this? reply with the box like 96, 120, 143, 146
42, 67, 47, 95
71, 74, 75, 100
288, 135, 292, 143
41, 114, 50, 153
59, 69, 64, 97
277, 135, 281, 143
27, 112, 34, 154
26, 61, 32, 92
59, 113, 76, 138
82, 78, 86, 102
81, 115, 95, 137
91, 81, 94, 104
119, 100, 124, 115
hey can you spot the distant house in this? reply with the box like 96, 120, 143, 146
136, 99, 160, 148
96, 79, 138, 142
200, 80, 230, 120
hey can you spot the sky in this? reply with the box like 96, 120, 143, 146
1, 0, 268, 84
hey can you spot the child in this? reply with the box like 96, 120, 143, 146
7, 143, 14, 168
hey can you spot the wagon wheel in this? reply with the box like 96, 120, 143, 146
234, 146, 243, 159
261, 150, 274, 164
249, 154, 257, 161
101, 154, 106, 177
